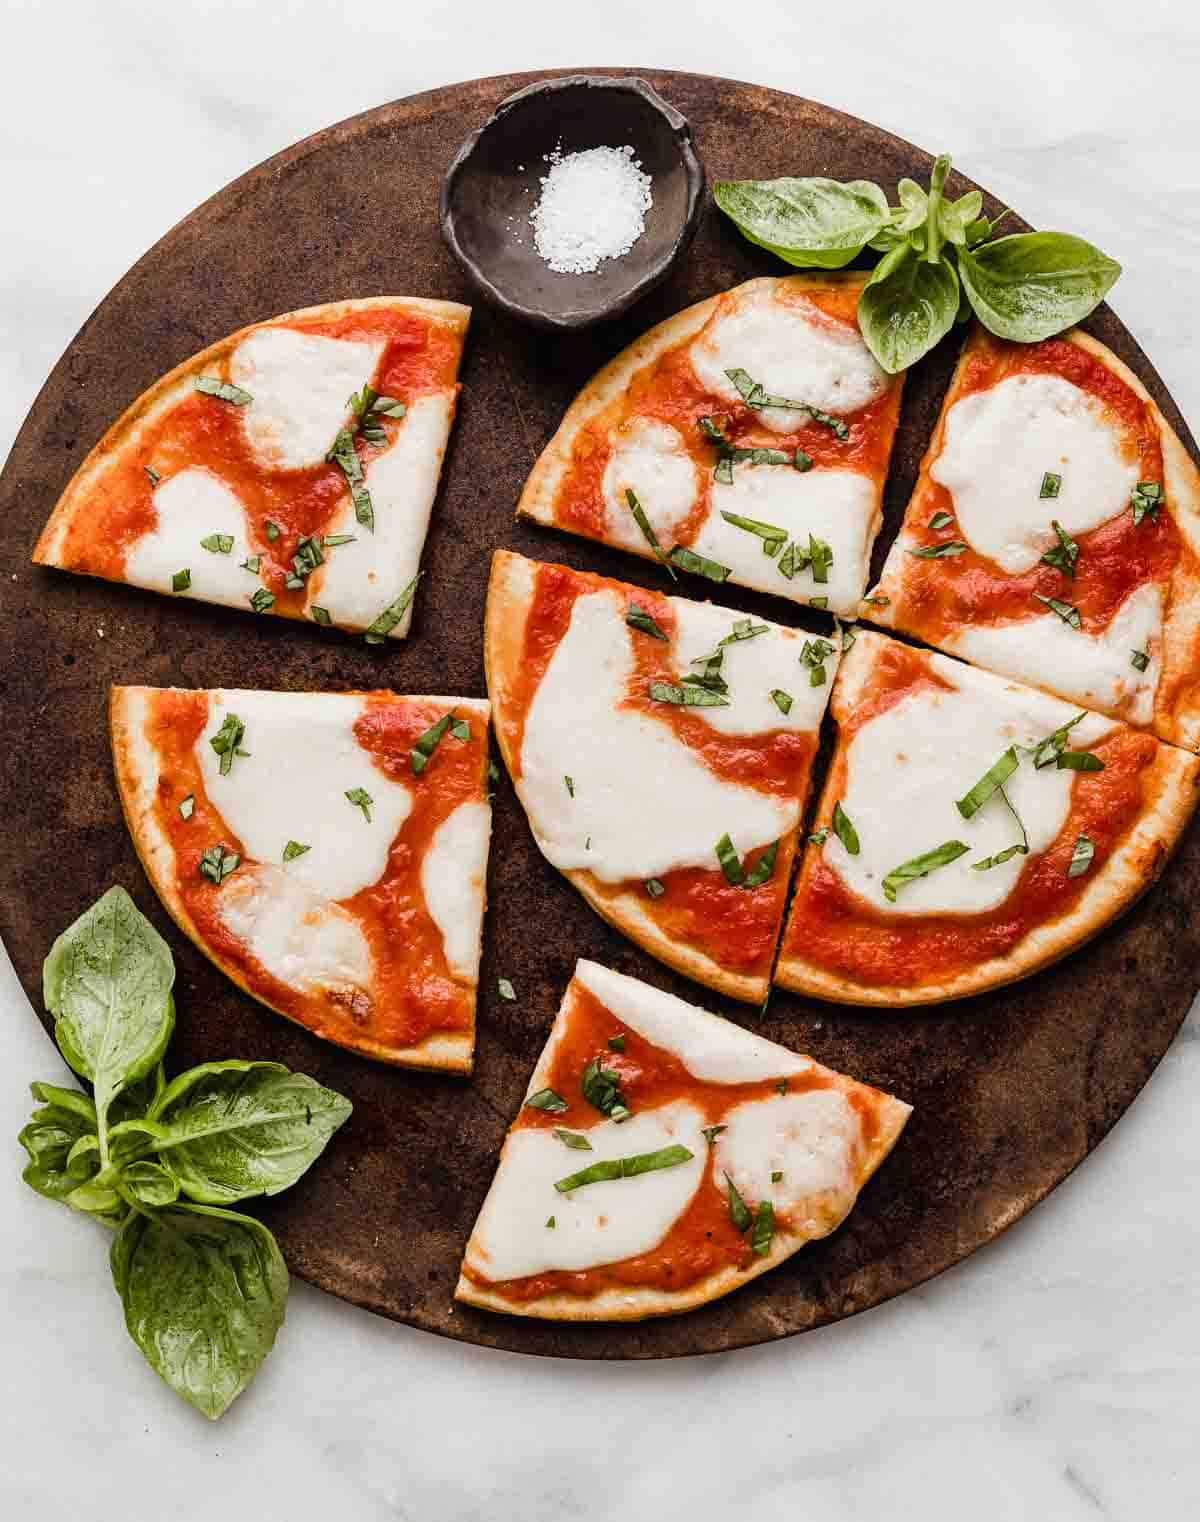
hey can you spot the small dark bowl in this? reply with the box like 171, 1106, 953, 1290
440, 75, 705, 332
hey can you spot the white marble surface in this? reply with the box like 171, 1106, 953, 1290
3, 2, 1200, 1516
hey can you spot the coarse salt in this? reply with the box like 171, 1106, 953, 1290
528, 144, 653, 275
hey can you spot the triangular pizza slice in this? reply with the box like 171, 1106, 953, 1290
35, 297, 470, 641
486, 550, 840, 1004
518, 274, 904, 617
110, 685, 491, 1070
456, 960, 911, 1321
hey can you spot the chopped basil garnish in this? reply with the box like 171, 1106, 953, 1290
200, 533, 234, 555
881, 840, 968, 902
909, 540, 968, 558
324, 533, 356, 547
1131, 480, 1163, 525
607, 1034, 625, 1052
971, 786, 1029, 871
364, 572, 420, 644
625, 488, 676, 577
144, 465, 160, 486
809, 596, 829, 609
1040, 519, 1079, 577
411, 713, 457, 775
1131, 648, 1149, 672
241, 555, 262, 574
581, 1057, 630, 1123
208, 714, 248, 776
645, 878, 665, 899
809, 827, 829, 846
724, 1171, 752, 1233
563, 775, 575, 798
264, 519, 281, 542
863, 594, 890, 607
310, 606, 332, 627
751, 1200, 775, 1257
720, 510, 788, 552
195, 375, 252, 405
291, 535, 324, 582
178, 795, 195, 821
800, 636, 835, 687
669, 545, 732, 582
326, 428, 375, 533
928, 510, 953, 529
555, 1144, 693, 1194
841, 623, 856, 652
626, 601, 668, 641
776, 539, 805, 580
249, 587, 275, 613
171, 569, 191, 593
956, 746, 1018, 819
1029, 710, 1087, 769
1034, 592, 1081, 629
715, 834, 779, 889
698, 414, 808, 480
526, 1088, 569, 1114
348, 384, 407, 445
497, 978, 516, 1001
1055, 750, 1104, 772
770, 689, 793, 715
1039, 471, 1062, 499
546, 1216, 556, 1229
282, 841, 310, 862
771, 1170, 783, 1183
808, 535, 833, 583
775, 1079, 788, 1095
702, 1124, 726, 1146
1068, 833, 1095, 878
722, 368, 849, 438
198, 844, 240, 885
648, 681, 730, 708
832, 800, 860, 855
344, 787, 373, 822
553, 1128, 592, 1151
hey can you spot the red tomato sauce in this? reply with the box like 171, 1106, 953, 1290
141, 687, 486, 1052
550, 284, 903, 548
59, 309, 462, 615
463, 982, 888, 1302
894, 332, 1183, 640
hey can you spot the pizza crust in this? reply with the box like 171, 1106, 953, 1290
109, 684, 478, 1072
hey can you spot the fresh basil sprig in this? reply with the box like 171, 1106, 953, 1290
715, 155, 1120, 373
20, 887, 350, 1419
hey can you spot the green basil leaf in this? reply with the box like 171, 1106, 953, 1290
345, 787, 373, 822
648, 681, 730, 708
198, 844, 240, 884
832, 800, 860, 855
281, 840, 310, 863
751, 1199, 775, 1257
720, 510, 788, 549
909, 540, 968, 558
715, 832, 745, 886
172, 569, 191, 593
724, 1171, 752, 1232
43, 887, 175, 1124
1068, 833, 1095, 878
881, 840, 969, 902
411, 712, 455, 775
971, 842, 1028, 872
1131, 648, 1150, 673
147, 1060, 351, 1205
1040, 518, 1079, 576
364, 572, 420, 644
928, 510, 954, 530
208, 713, 248, 776
1029, 710, 1087, 769
249, 587, 275, 614
66, 1178, 124, 1217
809, 826, 829, 846
644, 878, 666, 899
607, 1033, 626, 1052
742, 840, 779, 889
19, 1087, 99, 1202
498, 978, 516, 1001
66, 1132, 103, 1180
555, 1144, 694, 1194
580, 1057, 630, 1122
702, 1124, 726, 1146
668, 546, 732, 582
200, 533, 234, 555
553, 1128, 593, 1151
625, 489, 677, 577
1055, 750, 1104, 772
858, 241, 960, 373
194, 376, 252, 406
1034, 592, 1081, 629
713, 177, 890, 269
957, 232, 1121, 342
122, 1160, 181, 1208
1131, 480, 1164, 526
525, 1088, 569, 1113
626, 602, 669, 641
1039, 471, 1062, 500
956, 746, 1019, 819
110, 1203, 287, 1420
770, 689, 793, 715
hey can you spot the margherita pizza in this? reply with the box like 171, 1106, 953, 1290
456, 959, 910, 1321
518, 274, 904, 616
776, 630, 1200, 1005
110, 685, 492, 1070
485, 550, 839, 1004
35, 297, 470, 641
865, 325, 1200, 744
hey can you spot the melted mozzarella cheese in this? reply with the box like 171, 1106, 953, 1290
697, 466, 876, 615
667, 597, 837, 737
688, 288, 888, 431
229, 327, 384, 471
714, 1090, 861, 1233
465, 1101, 705, 1281
948, 581, 1162, 728
930, 373, 1140, 574
420, 799, 491, 982
310, 392, 453, 637
574, 962, 814, 1084
826, 662, 1116, 915
127, 469, 251, 607
601, 418, 700, 552
196, 691, 412, 902
216, 863, 372, 995
518, 590, 799, 882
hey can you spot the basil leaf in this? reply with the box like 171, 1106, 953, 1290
863, 594, 890, 607
648, 681, 730, 708
770, 689, 793, 715
327, 428, 375, 533
172, 569, 191, 593
264, 518, 281, 542
43, 887, 175, 1125
644, 878, 666, 899
702, 1124, 726, 1145
881, 840, 969, 902
909, 540, 968, 558
563, 775, 575, 798
525, 1088, 568, 1113
808, 534, 833, 582
713, 176, 890, 269
841, 624, 857, 652
725, 1171, 752, 1232
147, 1060, 351, 1204
607, 1034, 626, 1052
720, 509, 788, 549
241, 554, 262, 573
751, 1200, 775, 1257
928, 510, 954, 530
809, 827, 829, 846
1055, 750, 1104, 772
809, 596, 829, 609
345, 787, 373, 822
208, 713, 247, 776
626, 602, 669, 641
1034, 592, 1081, 629
310, 605, 332, 627
1131, 648, 1150, 673
411, 712, 455, 775
1131, 480, 1164, 526
498, 978, 516, 1001
715, 833, 745, 886
19, 1088, 99, 1203
123, 1160, 181, 1208
956, 746, 1018, 819
1040, 519, 1079, 576
776, 539, 808, 580
1068, 832, 1095, 878
198, 844, 239, 885
742, 840, 779, 888
178, 795, 195, 821
249, 587, 275, 614
364, 572, 420, 644
580, 1057, 630, 1122
110, 1203, 287, 1420
832, 800, 860, 855
200, 533, 234, 555
972, 842, 1028, 872
555, 1144, 693, 1193
194, 376, 252, 406
553, 1128, 593, 1151
669, 545, 732, 582
546, 1216, 556, 1228
282, 840, 310, 862
858, 241, 960, 374
1040, 471, 1062, 500
145, 465, 161, 486
625, 488, 676, 577
1029, 710, 1087, 769
957, 232, 1121, 342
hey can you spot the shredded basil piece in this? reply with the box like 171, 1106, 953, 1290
1055, 750, 1104, 772
198, 844, 240, 885
448, 718, 470, 743
648, 681, 730, 708
909, 540, 968, 558
776, 539, 806, 580
702, 1125, 726, 1146
310, 606, 332, 627
195, 375, 252, 406
171, 569, 191, 593
607, 1034, 625, 1052
208, 714, 248, 777
808, 534, 833, 583
928, 510, 953, 529
751, 1200, 775, 1257
323, 533, 356, 546
775, 1079, 788, 1095
724, 1171, 752, 1232
364, 573, 420, 644
553, 1128, 592, 1151
249, 587, 275, 613
832, 801, 860, 855
770, 689, 793, 715
720, 510, 788, 551
800, 637, 835, 687
1034, 592, 1081, 629
241, 555, 262, 574
546, 1216, 556, 1228
1068, 832, 1095, 878
715, 835, 779, 889
264, 519, 281, 542
809, 596, 829, 609
411, 713, 457, 775
178, 795, 194, 821
841, 623, 857, 652
291, 535, 324, 582
326, 427, 375, 533
497, 978, 516, 1001
971, 786, 1029, 871
956, 746, 1019, 819
1039, 470, 1062, 499
743, 841, 779, 888
526, 1088, 568, 1114
1029, 710, 1087, 769
669, 545, 732, 582
771, 1170, 783, 1183
580, 1058, 630, 1123
144, 465, 160, 486
555, 1144, 693, 1194
282, 841, 310, 862
882, 840, 968, 902
809, 827, 829, 846
200, 533, 234, 555
624, 488, 676, 577
863, 594, 890, 607
1040, 519, 1079, 577
1131, 479, 1164, 525
344, 787, 373, 822
722, 368, 849, 438
644, 878, 665, 899
1131, 648, 1149, 672
626, 602, 669, 641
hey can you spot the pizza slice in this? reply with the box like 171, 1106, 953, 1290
518, 274, 904, 617
456, 960, 910, 1321
865, 324, 1200, 744
34, 297, 470, 641
776, 630, 1200, 1005
486, 550, 839, 1004
110, 685, 492, 1070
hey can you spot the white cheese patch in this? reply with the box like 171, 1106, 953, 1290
465, 1100, 705, 1281
216, 863, 372, 996
196, 691, 412, 902
825, 661, 1116, 915
930, 373, 1140, 574
229, 327, 384, 472
518, 589, 799, 882
689, 287, 888, 431
602, 418, 700, 552
714, 1090, 862, 1234
309, 392, 453, 638
574, 962, 814, 1085
127, 468, 252, 608
696, 466, 877, 615
666, 596, 837, 738
420, 799, 491, 983
948, 581, 1162, 728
